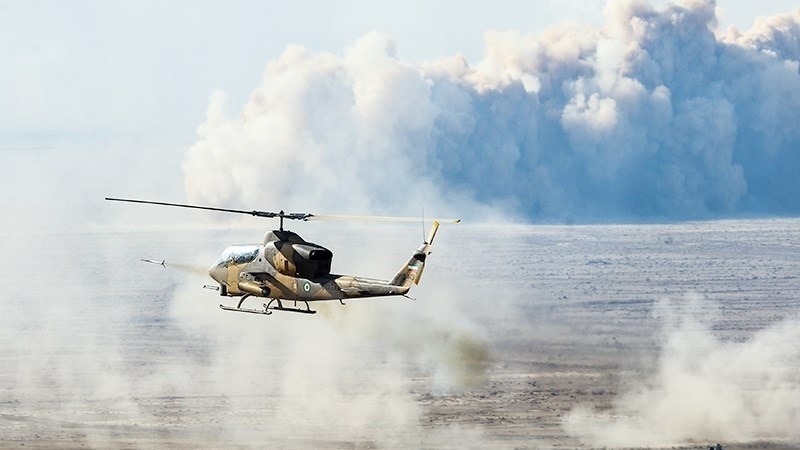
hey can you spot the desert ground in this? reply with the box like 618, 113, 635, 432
1, 219, 799, 449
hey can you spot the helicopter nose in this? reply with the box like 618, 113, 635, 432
208, 264, 226, 284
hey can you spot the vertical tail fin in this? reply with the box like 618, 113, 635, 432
390, 221, 439, 290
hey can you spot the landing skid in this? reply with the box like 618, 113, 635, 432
219, 304, 274, 315
219, 295, 316, 316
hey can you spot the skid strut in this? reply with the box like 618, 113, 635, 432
220, 296, 316, 315
265, 298, 316, 314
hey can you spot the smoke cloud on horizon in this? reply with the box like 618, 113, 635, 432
184, 0, 800, 222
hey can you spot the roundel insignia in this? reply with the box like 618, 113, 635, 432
303, 282, 311, 292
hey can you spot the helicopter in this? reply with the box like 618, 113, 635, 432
105, 197, 459, 315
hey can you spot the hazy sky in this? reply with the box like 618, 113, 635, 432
1, 0, 797, 140
1, 0, 799, 226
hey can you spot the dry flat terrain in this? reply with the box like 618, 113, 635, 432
1, 220, 799, 449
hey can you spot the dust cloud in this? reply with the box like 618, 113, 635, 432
4, 217, 800, 448
564, 294, 800, 447
159, 232, 494, 445
0, 225, 495, 448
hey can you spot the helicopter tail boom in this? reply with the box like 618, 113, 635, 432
390, 221, 439, 289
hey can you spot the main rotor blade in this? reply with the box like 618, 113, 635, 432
307, 214, 461, 224
105, 197, 459, 223
104, 197, 287, 219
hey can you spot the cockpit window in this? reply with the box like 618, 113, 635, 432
233, 247, 259, 264
214, 245, 260, 266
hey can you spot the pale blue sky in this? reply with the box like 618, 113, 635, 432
1, 0, 799, 228
1, 0, 797, 142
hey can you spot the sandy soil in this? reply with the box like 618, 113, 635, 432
1, 220, 799, 449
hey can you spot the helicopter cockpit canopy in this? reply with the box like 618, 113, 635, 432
214, 245, 260, 267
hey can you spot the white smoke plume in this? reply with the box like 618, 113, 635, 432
564, 294, 800, 447
184, 0, 800, 222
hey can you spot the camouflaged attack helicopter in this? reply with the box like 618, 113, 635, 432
105, 197, 459, 316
